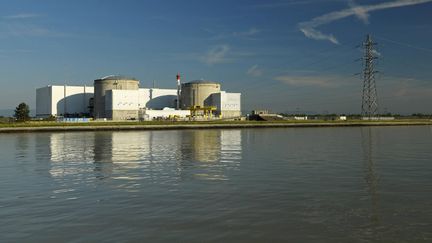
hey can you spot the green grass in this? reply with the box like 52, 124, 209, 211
0, 119, 431, 128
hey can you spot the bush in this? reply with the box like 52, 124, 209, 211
43, 115, 57, 121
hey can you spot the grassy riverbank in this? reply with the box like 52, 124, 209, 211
0, 119, 429, 127
0, 119, 431, 133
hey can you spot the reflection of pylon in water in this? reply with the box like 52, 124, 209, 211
361, 128, 381, 228
361, 34, 379, 118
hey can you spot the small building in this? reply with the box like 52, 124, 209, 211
294, 116, 308, 120
252, 110, 269, 115
248, 110, 284, 121
139, 108, 190, 121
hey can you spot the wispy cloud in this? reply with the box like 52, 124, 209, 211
381, 76, 432, 97
298, 0, 432, 44
202, 45, 231, 65
202, 27, 261, 40
0, 49, 33, 53
275, 74, 354, 87
233, 27, 261, 37
0, 49, 34, 58
3, 13, 42, 19
348, 0, 369, 24
164, 45, 253, 64
0, 13, 75, 38
7, 25, 50, 37
372, 49, 382, 57
253, 0, 342, 8
246, 64, 263, 77
0, 22, 73, 38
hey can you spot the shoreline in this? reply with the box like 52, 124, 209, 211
0, 120, 431, 133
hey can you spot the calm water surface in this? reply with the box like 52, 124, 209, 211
0, 126, 431, 242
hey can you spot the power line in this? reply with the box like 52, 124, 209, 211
375, 35, 432, 54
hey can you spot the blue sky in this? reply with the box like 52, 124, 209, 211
0, 0, 431, 115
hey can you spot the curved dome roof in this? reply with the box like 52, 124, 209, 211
95, 75, 139, 81
184, 80, 219, 85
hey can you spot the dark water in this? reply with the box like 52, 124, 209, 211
1, 126, 431, 242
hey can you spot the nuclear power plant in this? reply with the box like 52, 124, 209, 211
36, 74, 241, 120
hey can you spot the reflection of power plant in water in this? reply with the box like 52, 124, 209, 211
93, 132, 115, 178
183, 130, 242, 163
49, 132, 95, 178
92, 131, 183, 179
220, 130, 242, 163
47, 129, 242, 181
360, 127, 381, 237
50, 133, 95, 162
180, 130, 242, 180
190, 130, 221, 163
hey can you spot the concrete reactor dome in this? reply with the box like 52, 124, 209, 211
180, 80, 221, 109
183, 80, 219, 85
93, 75, 140, 119
95, 75, 139, 82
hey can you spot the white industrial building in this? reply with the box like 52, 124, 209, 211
36, 85, 94, 118
36, 75, 241, 120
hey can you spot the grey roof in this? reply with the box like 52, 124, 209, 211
95, 75, 139, 81
184, 80, 220, 85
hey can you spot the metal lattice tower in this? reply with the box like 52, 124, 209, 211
361, 34, 379, 118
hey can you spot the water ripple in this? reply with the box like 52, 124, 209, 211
0, 127, 431, 242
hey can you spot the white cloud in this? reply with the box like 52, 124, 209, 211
372, 49, 382, 57
202, 45, 230, 65
247, 65, 263, 77
300, 27, 339, 44
348, 1, 370, 24
298, 0, 432, 44
3, 13, 42, 19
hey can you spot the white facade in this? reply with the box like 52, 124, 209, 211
106, 88, 178, 111
104, 88, 178, 120
36, 85, 94, 118
221, 92, 241, 112
146, 88, 177, 109
106, 90, 140, 111
209, 91, 242, 118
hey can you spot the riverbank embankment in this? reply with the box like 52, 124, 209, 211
0, 120, 431, 133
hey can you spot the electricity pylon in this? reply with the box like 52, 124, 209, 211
361, 34, 379, 119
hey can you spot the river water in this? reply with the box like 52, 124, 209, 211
0, 126, 431, 242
